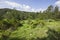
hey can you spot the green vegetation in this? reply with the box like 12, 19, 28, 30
0, 5, 60, 40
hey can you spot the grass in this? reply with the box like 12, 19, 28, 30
8, 20, 60, 40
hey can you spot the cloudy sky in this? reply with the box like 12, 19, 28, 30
0, 0, 60, 12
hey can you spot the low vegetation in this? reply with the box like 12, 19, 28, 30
0, 5, 60, 40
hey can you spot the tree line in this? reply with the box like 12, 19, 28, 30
0, 5, 60, 20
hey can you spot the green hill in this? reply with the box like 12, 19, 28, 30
0, 7, 60, 40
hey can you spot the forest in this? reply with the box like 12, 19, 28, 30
0, 5, 60, 40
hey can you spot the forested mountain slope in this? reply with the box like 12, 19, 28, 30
0, 5, 60, 40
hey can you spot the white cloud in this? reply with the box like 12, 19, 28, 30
22, 4, 31, 11
54, 0, 60, 10
0, 1, 22, 8
55, 0, 60, 7
0, 0, 45, 12
5, 1, 22, 8
31, 8, 46, 12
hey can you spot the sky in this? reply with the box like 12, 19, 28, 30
0, 0, 60, 12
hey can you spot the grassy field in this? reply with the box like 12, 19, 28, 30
6, 19, 60, 40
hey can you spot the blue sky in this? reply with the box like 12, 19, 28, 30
13, 0, 56, 9
0, 0, 60, 12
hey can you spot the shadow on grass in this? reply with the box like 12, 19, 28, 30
9, 37, 47, 40
9, 37, 27, 40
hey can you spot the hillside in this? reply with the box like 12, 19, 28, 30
0, 7, 60, 20
0, 7, 60, 40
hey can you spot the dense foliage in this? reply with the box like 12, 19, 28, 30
0, 5, 60, 40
